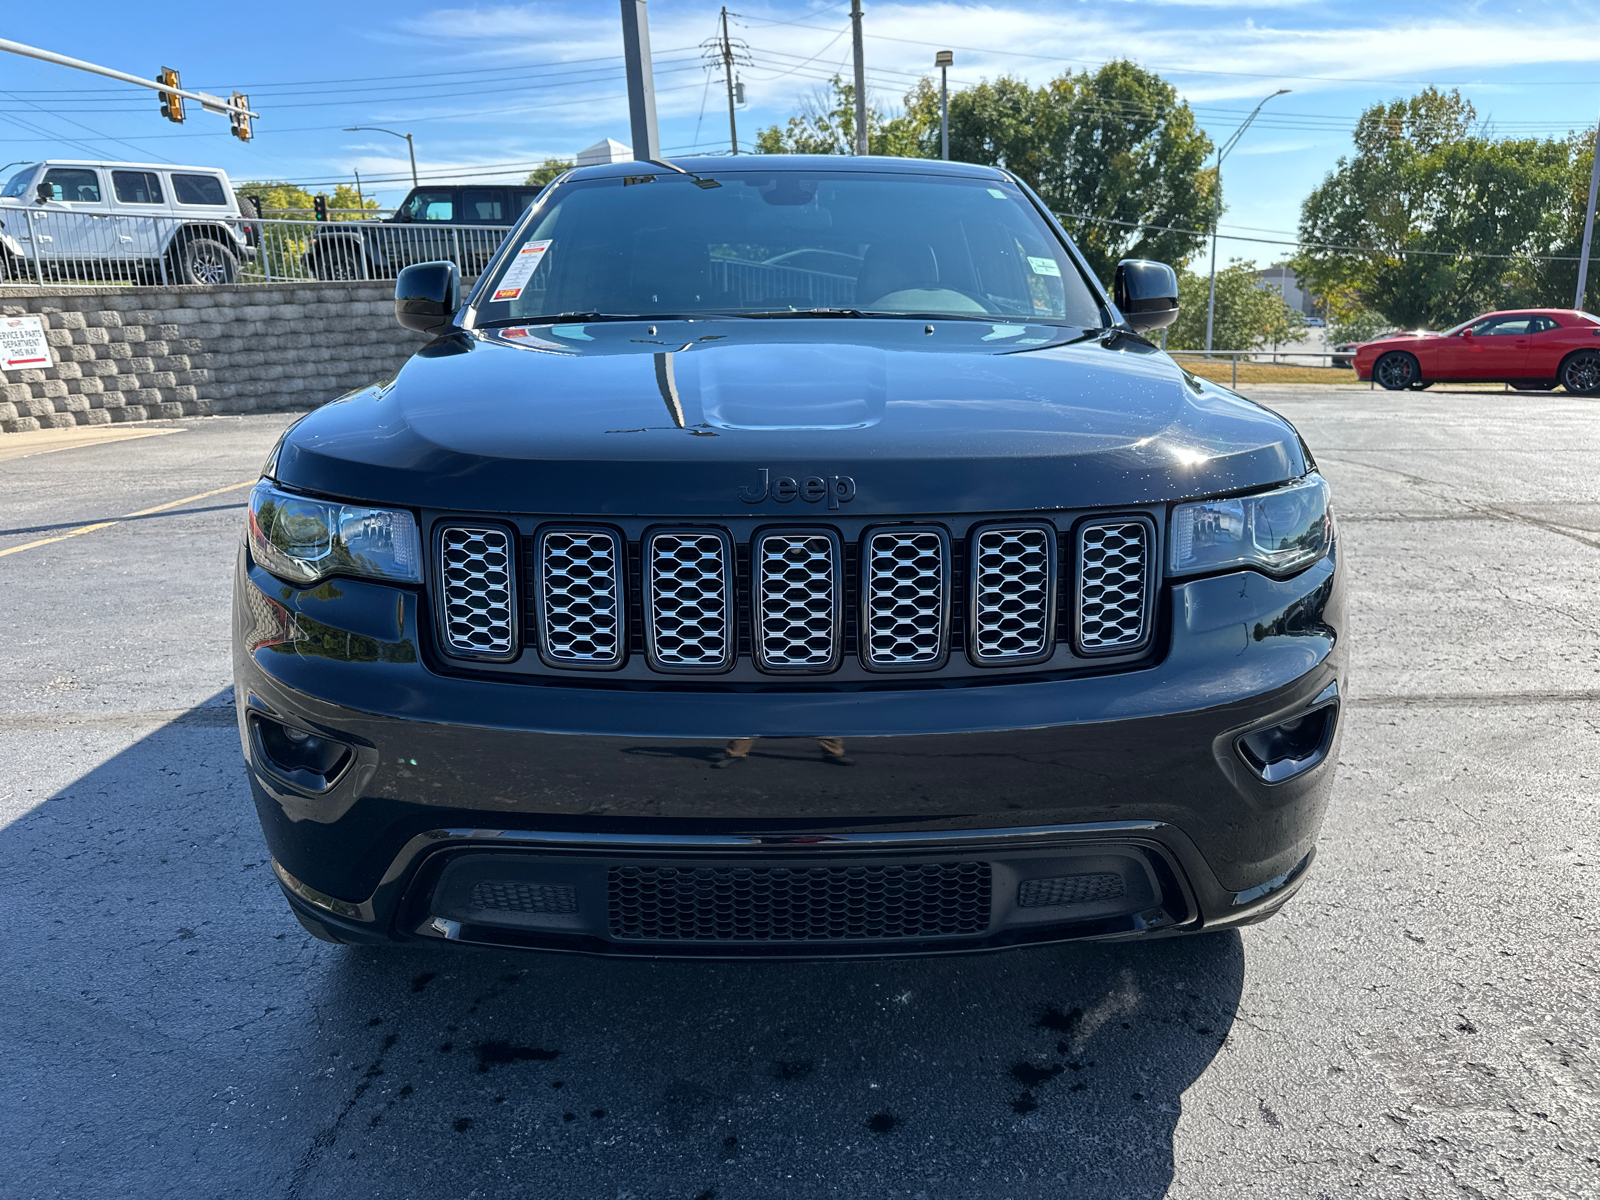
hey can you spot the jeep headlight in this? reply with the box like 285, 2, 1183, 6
1169, 474, 1330, 577
247, 480, 421, 586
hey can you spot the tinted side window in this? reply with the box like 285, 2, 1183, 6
171, 173, 227, 206
42, 168, 101, 203
113, 170, 164, 204
513, 190, 542, 215
405, 191, 454, 221
464, 191, 505, 222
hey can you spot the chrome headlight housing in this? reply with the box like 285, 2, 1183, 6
1170, 473, 1331, 578
247, 480, 422, 586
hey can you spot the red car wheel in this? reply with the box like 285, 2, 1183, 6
1374, 351, 1420, 391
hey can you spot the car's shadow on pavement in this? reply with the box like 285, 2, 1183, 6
0, 696, 1244, 1200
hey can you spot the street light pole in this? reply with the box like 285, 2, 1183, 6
1204, 88, 1289, 356
1574, 117, 1600, 312
344, 126, 418, 189
936, 51, 952, 160
850, 0, 868, 155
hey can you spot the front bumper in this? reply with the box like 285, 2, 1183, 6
234, 541, 1345, 957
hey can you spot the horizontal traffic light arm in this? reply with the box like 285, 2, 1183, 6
0, 37, 260, 120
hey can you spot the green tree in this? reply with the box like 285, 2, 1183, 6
756, 62, 1214, 283
525, 158, 574, 187
1292, 88, 1577, 328
235, 181, 378, 220
1164, 259, 1300, 353
754, 76, 930, 156
1328, 308, 1395, 345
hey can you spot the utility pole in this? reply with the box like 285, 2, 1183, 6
935, 51, 952, 160
1205, 88, 1290, 356
850, 0, 868, 155
1575, 119, 1600, 312
619, 0, 661, 162
720, 7, 738, 154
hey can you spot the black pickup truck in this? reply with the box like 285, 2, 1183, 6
304, 183, 549, 281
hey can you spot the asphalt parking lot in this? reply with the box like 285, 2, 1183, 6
1, 387, 1596, 1200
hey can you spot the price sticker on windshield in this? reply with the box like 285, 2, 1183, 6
492, 239, 553, 302
0, 315, 52, 372
1027, 256, 1061, 278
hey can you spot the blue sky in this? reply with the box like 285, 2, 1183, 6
3, 1, 1597, 269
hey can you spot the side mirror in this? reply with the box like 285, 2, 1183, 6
1113, 259, 1179, 332
35, 182, 52, 204
395, 261, 460, 334
1461, 328, 1474, 338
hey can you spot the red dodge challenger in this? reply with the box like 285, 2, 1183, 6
1354, 308, 1600, 394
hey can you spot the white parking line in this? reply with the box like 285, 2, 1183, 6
0, 479, 255, 558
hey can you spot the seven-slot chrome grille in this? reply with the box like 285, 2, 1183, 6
645, 530, 734, 671
535, 528, 624, 668
754, 531, 842, 671
438, 525, 516, 658
864, 528, 947, 668
1077, 519, 1152, 653
441, 517, 1157, 674
969, 524, 1056, 664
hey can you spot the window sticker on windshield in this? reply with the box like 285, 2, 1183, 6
491, 239, 553, 301
986, 188, 1007, 199
1027, 256, 1061, 278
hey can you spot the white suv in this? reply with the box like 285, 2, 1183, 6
0, 159, 255, 285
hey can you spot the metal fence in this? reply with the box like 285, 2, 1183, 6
0, 209, 513, 287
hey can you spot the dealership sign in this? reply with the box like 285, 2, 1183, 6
0, 316, 52, 371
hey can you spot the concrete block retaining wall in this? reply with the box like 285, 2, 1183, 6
0, 281, 424, 434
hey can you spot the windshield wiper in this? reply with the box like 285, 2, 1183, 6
476, 312, 651, 328
730, 308, 865, 319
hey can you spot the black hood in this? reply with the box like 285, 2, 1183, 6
273, 318, 1310, 515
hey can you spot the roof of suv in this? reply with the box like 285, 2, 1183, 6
563, 155, 1013, 183
26, 160, 231, 175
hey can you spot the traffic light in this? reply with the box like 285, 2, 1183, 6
313, 193, 329, 222
229, 91, 251, 142
157, 67, 184, 124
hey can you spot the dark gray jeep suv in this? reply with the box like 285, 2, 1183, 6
237, 156, 1344, 958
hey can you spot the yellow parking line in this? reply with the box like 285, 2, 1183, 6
0, 479, 255, 559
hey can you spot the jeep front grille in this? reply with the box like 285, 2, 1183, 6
438, 525, 515, 658
754, 532, 841, 671
1078, 519, 1152, 652
968, 524, 1055, 663
645, 530, 734, 671
864, 528, 947, 668
535, 528, 624, 668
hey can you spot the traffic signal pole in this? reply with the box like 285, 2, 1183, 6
0, 36, 258, 122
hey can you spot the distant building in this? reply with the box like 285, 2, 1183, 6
1256, 264, 1322, 317
576, 138, 633, 167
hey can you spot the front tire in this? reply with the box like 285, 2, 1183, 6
312, 246, 361, 281
1559, 350, 1600, 396
1374, 351, 1420, 391
176, 237, 238, 285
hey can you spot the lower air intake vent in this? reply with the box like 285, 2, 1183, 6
608, 863, 992, 941
1017, 873, 1126, 908
536, 528, 623, 668
864, 528, 947, 668
969, 523, 1055, 664
468, 881, 579, 915
754, 532, 841, 671
439, 525, 515, 658
1078, 519, 1152, 653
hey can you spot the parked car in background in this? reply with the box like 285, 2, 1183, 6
304, 183, 549, 281
0, 160, 254, 284
1332, 329, 1405, 368
1354, 309, 1600, 393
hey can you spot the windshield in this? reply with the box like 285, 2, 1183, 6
472, 169, 1104, 327
2, 165, 38, 199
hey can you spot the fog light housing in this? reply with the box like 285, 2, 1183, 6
1236, 703, 1337, 783
249, 713, 353, 792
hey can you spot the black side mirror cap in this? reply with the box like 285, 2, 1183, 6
395, 261, 461, 334
1113, 259, 1180, 332
35, 182, 52, 204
